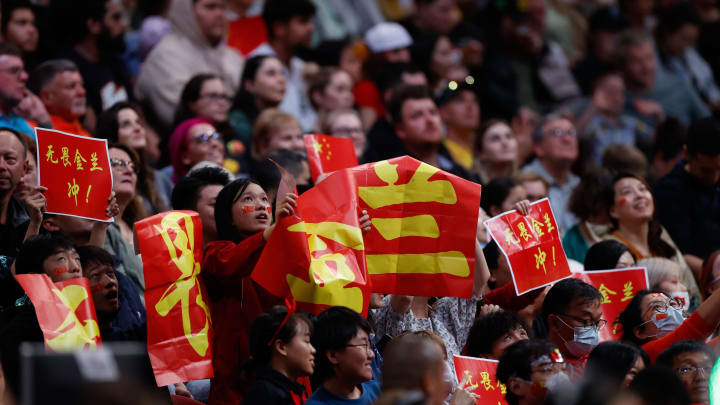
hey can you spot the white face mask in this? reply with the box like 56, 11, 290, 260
669, 291, 690, 311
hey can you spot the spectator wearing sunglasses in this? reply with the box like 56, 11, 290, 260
657, 340, 716, 405
167, 117, 226, 183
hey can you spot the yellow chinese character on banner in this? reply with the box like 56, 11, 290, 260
45, 145, 58, 163
67, 178, 79, 206
480, 372, 495, 391
534, 247, 547, 274
531, 217, 545, 237
74, 149, 87, 170
544, 213, 555, 233
517, 222, 532, 242
46, 284, 100, 351
60, 147, 71, 167
89, 152, 103, 171
621, 281, 634, 302
504, 227, 520, 246
498, 381, 507, 394
463, 370, 479, 390
598, 283, 618, 304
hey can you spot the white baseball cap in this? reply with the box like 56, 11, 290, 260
364, 22, 413, 53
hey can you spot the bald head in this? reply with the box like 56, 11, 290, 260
382, 333, 446, 391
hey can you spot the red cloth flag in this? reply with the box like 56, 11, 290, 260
352, 156, 482, 298
136, 211, 214, 386
572, 268, 649, 341
453, 355, 509, 405
15, 274, 102, 351
252, 169, 370, 316
35, 128, 113, 221
305, 134, 358, 182
485, 198, 571, 295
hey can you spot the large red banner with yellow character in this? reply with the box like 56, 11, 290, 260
252, 169, 370, 316
485, 198, 571, 295
572, 268, 648, 341
453, 355, 509, 405
352, 156, 482, 298
16, 274, 102, 352
136, 211, 214, 386
35, 128, 113, 221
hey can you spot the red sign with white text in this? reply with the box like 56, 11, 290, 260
35, 128, 112, 221
485, 198, 571, 295
573, 267, 648, 341
453, 356, 509, 405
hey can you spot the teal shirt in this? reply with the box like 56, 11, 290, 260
562, 224, 589, 264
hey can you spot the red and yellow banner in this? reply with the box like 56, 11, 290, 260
305, 134, 358, 182
353, 156, 481, 298
136, 211, 214, 386
453, 355, 509, 405
252, 169, 370, 316
572, 267, 648, 341
15, 274, 102, 351
35, 128, 112, 221
485, 198, 571, 295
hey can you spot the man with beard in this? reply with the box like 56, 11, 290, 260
59, 0, 132, 127
251, 0, 317, 131
77, 245, 145, 342
29, 59, 91, 137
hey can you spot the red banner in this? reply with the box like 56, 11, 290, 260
252, 169, 370, 316
572, 267, 649, 341
15, 274, 102, 351
35, 128, 113, 221
305, 134, 358, 182
453, 355, 509, 405
353, 156, 482, 298
485, 198, 571, 295
136, 211, 214, 386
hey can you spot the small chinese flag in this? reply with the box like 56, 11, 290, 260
15, 274, 102, 352
136, 210, 214, 386
452, 355, 509, 405
304, 134, 358, 182
251, 168, 370, 316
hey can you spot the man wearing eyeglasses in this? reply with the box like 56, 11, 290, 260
657, 340, 717, 405
540, 278, 604, 380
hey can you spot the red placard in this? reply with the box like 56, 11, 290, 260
353, 156, 482, 298
252, 169, 370, 316
35, 128, 112, 221
485, 198, 571, 295
572, 267, 649, 341
453, 355, 509, 405
15, 274, 102, 352
136, 211, 214, 386
305, 134, 359, 182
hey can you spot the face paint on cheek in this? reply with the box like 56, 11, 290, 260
267, 206, 272, 214
53, 267, 68, 276
618, 197, 627, 206
241, 205, 254, 213
90, 283, 103, 292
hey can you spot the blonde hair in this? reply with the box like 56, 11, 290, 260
638, 257, 681, 290
251, 108, 301, 160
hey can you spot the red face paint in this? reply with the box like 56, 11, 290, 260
90, 283, 103, 292
241, 205, 254, 213
618, 197, 627, 206
53, 267, 68, 276
266, 206, 272, 214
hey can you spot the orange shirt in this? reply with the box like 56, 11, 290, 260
50, 115, 91, 137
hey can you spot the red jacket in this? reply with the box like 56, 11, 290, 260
202, 232, 281, 405
642, 311, 714, 363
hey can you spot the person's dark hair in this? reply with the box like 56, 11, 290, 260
76, 245, 115, 273
1, 0, 34, 35
387, 85, 433, 125
311, 306, 372, 383
602, 145, 648, 178
262, 0, 316, 40
655, 4, 701, 46
584, 240, 636, 270
108, 142, 149, 224
171, 165, 232, 211
466, 311, 530, 357
0, 126, 27, 154
619, 289, 666, 346
497, 340, 558, 405
700, 250, 720, 300
15, 232, 77, 275
652, 117, 686, 162
246, 305, 312, 372
483, 240, 500, 270
231, 55, 273, 119
96, 101, 142, 143
266, 149, 308, 181
585, 341, 649, 386
480, 177, 519, 215
568, 168, 612, 221
307, 66, 342, 110
541, 278, 602, 323
656, 339, 717, 370
376, 63, 425, 95
686, 117, 720, 158
0, 42, 22, 58
51, 0, 108, 45
27, 59, 79, 94
214, 178, 262, 243
629, 366, 691, 405
173, 73, 222, 128
606, 173, 676, 259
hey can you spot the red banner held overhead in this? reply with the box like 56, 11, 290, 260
252, 169, 370, 316
16, 274, 102, 352
35, 128, 113, 221
485, 198, 571, 295
453, 355, 509, 405
305, 134, 358, 182
353, 156, 482, 299
573, 267, 649, 341
136, 211, 214, 386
